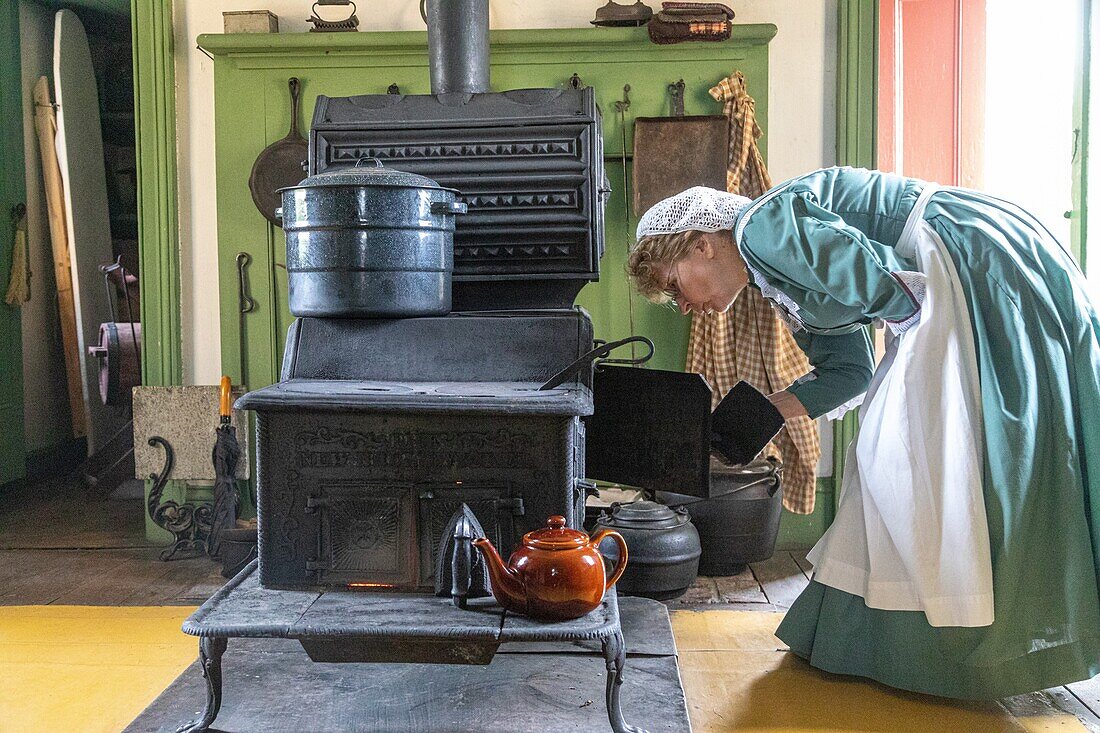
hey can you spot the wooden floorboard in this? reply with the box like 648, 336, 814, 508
1068, 676, 1100, 721
790, 548, 814, 578
0, 477, 149, 550
0, 550, 121, 605
36, 549, 142, 604
716, 566, 770, 604
752, 552, 810, 608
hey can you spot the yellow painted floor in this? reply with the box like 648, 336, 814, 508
0, 605, 1092, 733
0, 606, 197, 733
671, 609, 1092, 733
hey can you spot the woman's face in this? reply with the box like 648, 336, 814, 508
660, 230, 748, 315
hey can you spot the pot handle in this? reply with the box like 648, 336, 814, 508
591, 528, 629, 590
430, 200, 469, 216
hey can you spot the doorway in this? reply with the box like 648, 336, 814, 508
2, 0, 140, 489
878, 0, 1081, 253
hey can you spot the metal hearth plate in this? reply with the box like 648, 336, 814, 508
296, 380, 417, 395
153, 563, 682, 733
184, 561, 619, 647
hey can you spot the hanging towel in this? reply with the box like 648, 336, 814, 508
684, 71, 821, 514
4, 207, 30, 306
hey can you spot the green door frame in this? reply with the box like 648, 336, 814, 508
1071, 0, 1092, 272
132, 0, 181, 389
0, 0, 27, 485
831, 0, 879, 510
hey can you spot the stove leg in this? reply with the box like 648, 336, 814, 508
176, 636, 228, 733
602, 630, 647, 733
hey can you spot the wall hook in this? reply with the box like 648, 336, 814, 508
614, 84, 631, 114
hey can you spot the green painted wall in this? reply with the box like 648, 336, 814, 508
0, 0, 27, 486
197, 27, 776, 390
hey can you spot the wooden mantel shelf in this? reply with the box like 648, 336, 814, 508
197, 25, 777, 60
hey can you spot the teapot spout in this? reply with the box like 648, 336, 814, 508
472, 538, 527, 613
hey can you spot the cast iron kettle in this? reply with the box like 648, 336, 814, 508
276, 158, 467, 318
473, 516, 628, 621
596, 500, 701, 600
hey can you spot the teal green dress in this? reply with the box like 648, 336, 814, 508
734, 167, 1100, 699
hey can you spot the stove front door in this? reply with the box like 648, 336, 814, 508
308, 482, 521, 589
584, 365, 714, 498
312, 483, 419, 587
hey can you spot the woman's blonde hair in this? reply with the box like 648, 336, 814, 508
625, 229, 703, 303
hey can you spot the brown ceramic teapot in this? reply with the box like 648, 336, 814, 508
472, 516, 628, 621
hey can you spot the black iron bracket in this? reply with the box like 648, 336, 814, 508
147, 436, 213, 562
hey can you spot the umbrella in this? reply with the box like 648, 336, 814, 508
208, 376, 241, 558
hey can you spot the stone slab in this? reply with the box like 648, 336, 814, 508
133, 385, 250, 480
125, 636, 689, 733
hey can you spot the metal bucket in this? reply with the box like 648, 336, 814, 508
277, 160, 467, 318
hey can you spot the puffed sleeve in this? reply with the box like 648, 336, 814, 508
742, 190, 922, 328
786, 329, 874, 420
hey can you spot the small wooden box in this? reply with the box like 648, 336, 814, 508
223, 10, 279, 33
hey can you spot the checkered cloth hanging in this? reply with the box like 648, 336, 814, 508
685, 71, 821, 515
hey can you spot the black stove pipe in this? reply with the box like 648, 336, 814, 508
424, 0, 491, 94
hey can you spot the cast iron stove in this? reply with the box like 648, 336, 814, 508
238, 310, 598, 590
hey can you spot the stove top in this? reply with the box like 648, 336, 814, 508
236, 379, 592, 415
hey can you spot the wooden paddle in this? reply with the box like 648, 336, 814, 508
249, 77, 309, 224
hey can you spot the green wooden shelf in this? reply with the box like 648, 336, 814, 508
197, 25, 776, 56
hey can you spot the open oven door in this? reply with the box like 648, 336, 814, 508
583, 364, 715, 499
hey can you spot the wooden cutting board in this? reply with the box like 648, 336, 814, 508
631, 114, 729, 216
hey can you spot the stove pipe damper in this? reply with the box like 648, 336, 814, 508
425, 0, 491, 94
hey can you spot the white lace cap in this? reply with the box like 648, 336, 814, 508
636, 186, 753, 239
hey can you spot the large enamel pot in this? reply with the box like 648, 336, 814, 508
277, 159, 467, 317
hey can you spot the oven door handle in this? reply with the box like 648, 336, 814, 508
304, 495, 329, 513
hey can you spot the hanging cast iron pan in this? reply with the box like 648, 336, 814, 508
249, 77, 309, 224
632, 80, 728, 216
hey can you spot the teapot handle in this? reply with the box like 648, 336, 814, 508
591, 529, 629, 589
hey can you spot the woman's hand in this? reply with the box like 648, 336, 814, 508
767, 390, 809, 420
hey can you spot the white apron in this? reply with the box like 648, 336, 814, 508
805, 184, 995, 628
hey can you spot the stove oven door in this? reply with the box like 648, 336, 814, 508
417, 484, 520, 588
584, 365, 715, 498
313, 483, 419, 588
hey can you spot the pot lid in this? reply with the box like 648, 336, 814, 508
599, 500, 689, 530
523, 515, 590, 549
289, 158, 450, 190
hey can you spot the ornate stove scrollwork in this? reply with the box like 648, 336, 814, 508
146, 436, 213, 561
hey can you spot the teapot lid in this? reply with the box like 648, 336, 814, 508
598, 500, 689, 530
523, 515, 590, 550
